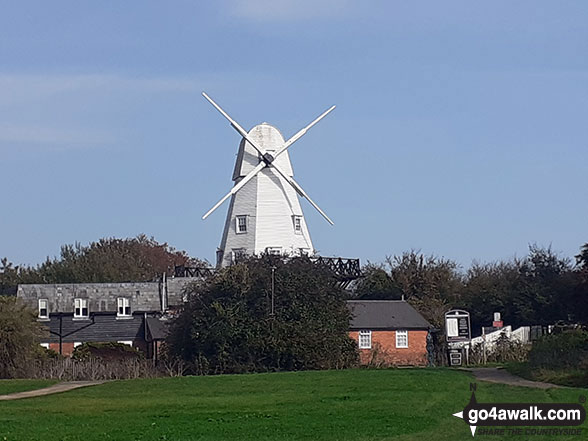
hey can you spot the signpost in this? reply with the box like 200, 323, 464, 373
445, 309, 471, 343
445, 309, 471, 366
492, 311, 503, 328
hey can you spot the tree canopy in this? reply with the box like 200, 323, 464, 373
165, 255, 357, 374
0, 297, 47, 378
1, 235, 204, 291
354, 244, 587, 334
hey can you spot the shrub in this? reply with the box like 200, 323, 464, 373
72, 342, 143, 361
528, 329, 588, 370
0, 296, 47, 378
166, 256, 358, 374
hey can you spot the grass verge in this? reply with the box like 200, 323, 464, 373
506, 362, 588, 388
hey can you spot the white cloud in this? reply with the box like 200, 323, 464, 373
226, 0, 354, 21
0, 73, 201, 106
0, 72, 205, 151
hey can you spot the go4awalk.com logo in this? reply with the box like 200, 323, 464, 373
453, 384, 586, 437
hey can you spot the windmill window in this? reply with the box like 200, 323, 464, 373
117, 298, 131, 317
396, 330, 408, 348
358, 330, 372, 349
74, 298, 89, 318
236, 216, 247, 234
38, 299, 48, 319
231, 248, 247, 263
293, 216, 302, 234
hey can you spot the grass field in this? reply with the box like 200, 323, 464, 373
0, 379, 57, 396
0, 369, 586, 441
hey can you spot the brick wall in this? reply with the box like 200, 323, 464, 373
349, 330, 428, 366
48, 342, 75, 357
47, 340, 142, 357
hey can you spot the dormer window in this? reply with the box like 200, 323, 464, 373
293, 215, 302, 234
74, 298, 88, 318
38, 299, 48, 319
236, 215, 247, 234
117, 298, 131, 317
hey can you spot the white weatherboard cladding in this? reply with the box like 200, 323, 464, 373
217, 175, 258, 266
255, 168, 311, 254
233, 124, 294, 179
218, 123, 313, 267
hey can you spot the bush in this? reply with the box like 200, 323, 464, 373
166, 256, 358, 374
467, 334, 530, 365
528, 329, 588, 370
72, 342, 143, 361
0, 296, 47, 378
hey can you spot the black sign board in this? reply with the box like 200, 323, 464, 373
445, 309, 471, 342
448, 349, 463, 366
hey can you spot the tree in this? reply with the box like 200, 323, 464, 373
461, 261, 523, 331
0, 296, 47, 378
353, 264, 401, 300
2, 234, 205, 285
165, 256, 357, 374
573, 243, 588, 324
576, 243, 588, 274
0, 258, 44, 295
514, 245, 575, 326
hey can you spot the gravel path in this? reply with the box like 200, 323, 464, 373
467, 367, 562, 389
0, 380, 109, 401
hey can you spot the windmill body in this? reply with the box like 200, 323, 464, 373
217, 123, 313, 267
200, 93, 335, 268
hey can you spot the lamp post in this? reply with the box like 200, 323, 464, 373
270, 266, 276, 316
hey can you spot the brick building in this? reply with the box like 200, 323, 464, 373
348, 300, 433, 366
17, 279, 433, 366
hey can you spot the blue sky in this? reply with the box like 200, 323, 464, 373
1, 1, 587, 269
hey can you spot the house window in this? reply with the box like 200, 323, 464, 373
118, 340, 133, 347
74, 298, 88, 318
292, 215, 302, 234
117, 298, 131, 317
38, 299, 48, 319
266, 247, 282, 256
236, 215, 247, 234
358, 330, 372, 349
396, 330, 408, 348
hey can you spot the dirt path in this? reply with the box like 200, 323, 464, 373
0, 380, 109, 401
467, 367, 562, 389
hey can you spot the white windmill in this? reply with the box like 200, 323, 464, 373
201, 92, 335, 267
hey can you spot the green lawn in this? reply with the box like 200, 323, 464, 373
0, 379, 57, 395
0, 369, 586, 441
